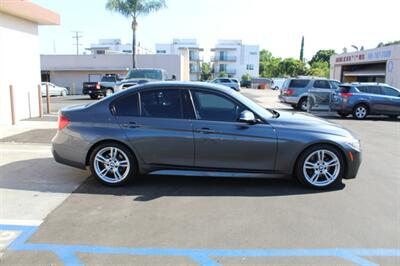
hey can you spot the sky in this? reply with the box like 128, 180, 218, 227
32, 0, 400, 61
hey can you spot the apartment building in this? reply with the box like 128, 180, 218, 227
86, 39, 152, 55
211, 40, 259, 79
156, 39, 204, 81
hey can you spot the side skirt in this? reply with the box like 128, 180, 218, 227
147, 169, 289, 179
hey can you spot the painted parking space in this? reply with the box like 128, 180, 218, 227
1, 224, 399, 266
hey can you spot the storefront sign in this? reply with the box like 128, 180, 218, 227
335, 49, 392, 64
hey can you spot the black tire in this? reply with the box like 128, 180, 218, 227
290, 104, 297, 109
89, 142, 137, 187
297, 97, 308, 111
352, 104, 369, 120
337, 111, 349, 118
90, 94, 98, 100
295, 144, 344, 190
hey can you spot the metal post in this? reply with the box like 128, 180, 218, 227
9, 85, 16, 125
46, 82, 51, 114
38, 84, 43, 118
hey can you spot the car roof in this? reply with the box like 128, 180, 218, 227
120, 81, 235, 95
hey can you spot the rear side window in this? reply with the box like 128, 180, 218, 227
382, 87, 399, 97
289, 79, 310, 88
360, 86, 383, 95
140, 89, 183, 119
338, 86, 352, 93
113, 94, 139, 117
313, 80, 331, 89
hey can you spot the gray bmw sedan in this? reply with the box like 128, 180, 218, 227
52, 82, 362, 190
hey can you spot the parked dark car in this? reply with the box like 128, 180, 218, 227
279, 78, 341, 111
331, 83, 400, 119
52, 82, 361, 190
240, 80, 252, 88
82, 74, 122, 99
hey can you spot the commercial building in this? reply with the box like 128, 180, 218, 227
0, 0, 59, 125
330, 45, 400, 88
41, 54, 190, 94
211, 40, 260, 80
156, 39, 204, 81
86, 39, 152, 55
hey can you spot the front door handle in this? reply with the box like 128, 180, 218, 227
197, 127, 215, 134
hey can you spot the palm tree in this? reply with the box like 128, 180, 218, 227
106, 0, 167, 68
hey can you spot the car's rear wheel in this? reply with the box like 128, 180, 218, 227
353, 104, 368, 120
296, 145, 344, 190
297, 97, 308, 112
90, 94, 98, 100
89, 143, 136, 186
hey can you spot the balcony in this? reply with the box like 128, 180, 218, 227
211, 55, 237, 62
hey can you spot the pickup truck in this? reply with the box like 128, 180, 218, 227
82, 74, 123, 99
117, 68, 172, 91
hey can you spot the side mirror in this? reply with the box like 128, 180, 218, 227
239, 110, 256, 124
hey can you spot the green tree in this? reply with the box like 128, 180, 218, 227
309, 49, 336, 66
279, 58, 306, 77
218, 71, 228, 78
241, 73, 252, 81
307, 61, 330, 78
377, 40, 400, 47
106, 0, 167, 68
299, 36, 305, 62
259, 49, 282, 78
200, 62, 212, 81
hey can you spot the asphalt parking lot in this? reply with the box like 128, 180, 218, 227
1, 89, 399, 266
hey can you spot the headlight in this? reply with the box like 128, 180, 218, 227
347, 139, 361, 151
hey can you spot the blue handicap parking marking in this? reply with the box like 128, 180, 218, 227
1, 224, 399, 266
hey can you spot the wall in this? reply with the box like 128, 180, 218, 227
0, 12, 40, 124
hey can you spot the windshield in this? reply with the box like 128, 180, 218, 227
126, 70, 163, 80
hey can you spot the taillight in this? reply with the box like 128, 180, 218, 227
96, 83, 101, 90
58, 114, 70, 130
340, 93, 354, 97
284, 89, 294, 96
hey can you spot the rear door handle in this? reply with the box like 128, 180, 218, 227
122, 122, 140, 129
196, 127, 215, 134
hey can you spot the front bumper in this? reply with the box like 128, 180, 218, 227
344, 148, 362, 179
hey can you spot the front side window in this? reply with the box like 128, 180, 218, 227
313, 80, 331, 89
113, 93, 139, 117
367, 86, 383, 95
140, 89, 183, 119
191, 91, 243, 122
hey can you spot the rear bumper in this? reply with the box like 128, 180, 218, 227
82, 88, 105, 96
330, 102, 354, 113
280, 96, 299, 105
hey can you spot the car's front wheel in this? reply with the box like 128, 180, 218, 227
89, 143, 136, 186
296, 145, 344, 190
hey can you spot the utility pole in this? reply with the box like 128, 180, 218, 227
71, 31, 83, 55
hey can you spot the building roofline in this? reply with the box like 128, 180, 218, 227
0, 0, 60, 25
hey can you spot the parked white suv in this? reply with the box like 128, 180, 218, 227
210, 78, 240, 91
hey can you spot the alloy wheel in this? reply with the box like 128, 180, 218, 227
303, 149, 341, 187
94, 147, 131, 184
355, 106, 367, 119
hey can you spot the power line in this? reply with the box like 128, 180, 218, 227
71, 31, 83, 55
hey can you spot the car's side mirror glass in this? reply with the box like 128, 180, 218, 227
239, 110, 256, 124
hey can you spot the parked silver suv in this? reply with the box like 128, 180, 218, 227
279, 78, 341, 111
210, 78, 240, 91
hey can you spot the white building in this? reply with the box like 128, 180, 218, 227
0, 0, 59, 125
41, 54, 190, 94
86, 39, 152, 55
156, 39, 204, 81
330, 45, 400, 88
211, 40, 259, 79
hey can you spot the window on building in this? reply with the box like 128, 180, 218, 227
246, 64, 254, 70
157, 50, 167, 54
250, 52, 258, 55
96, 50, 106, 55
